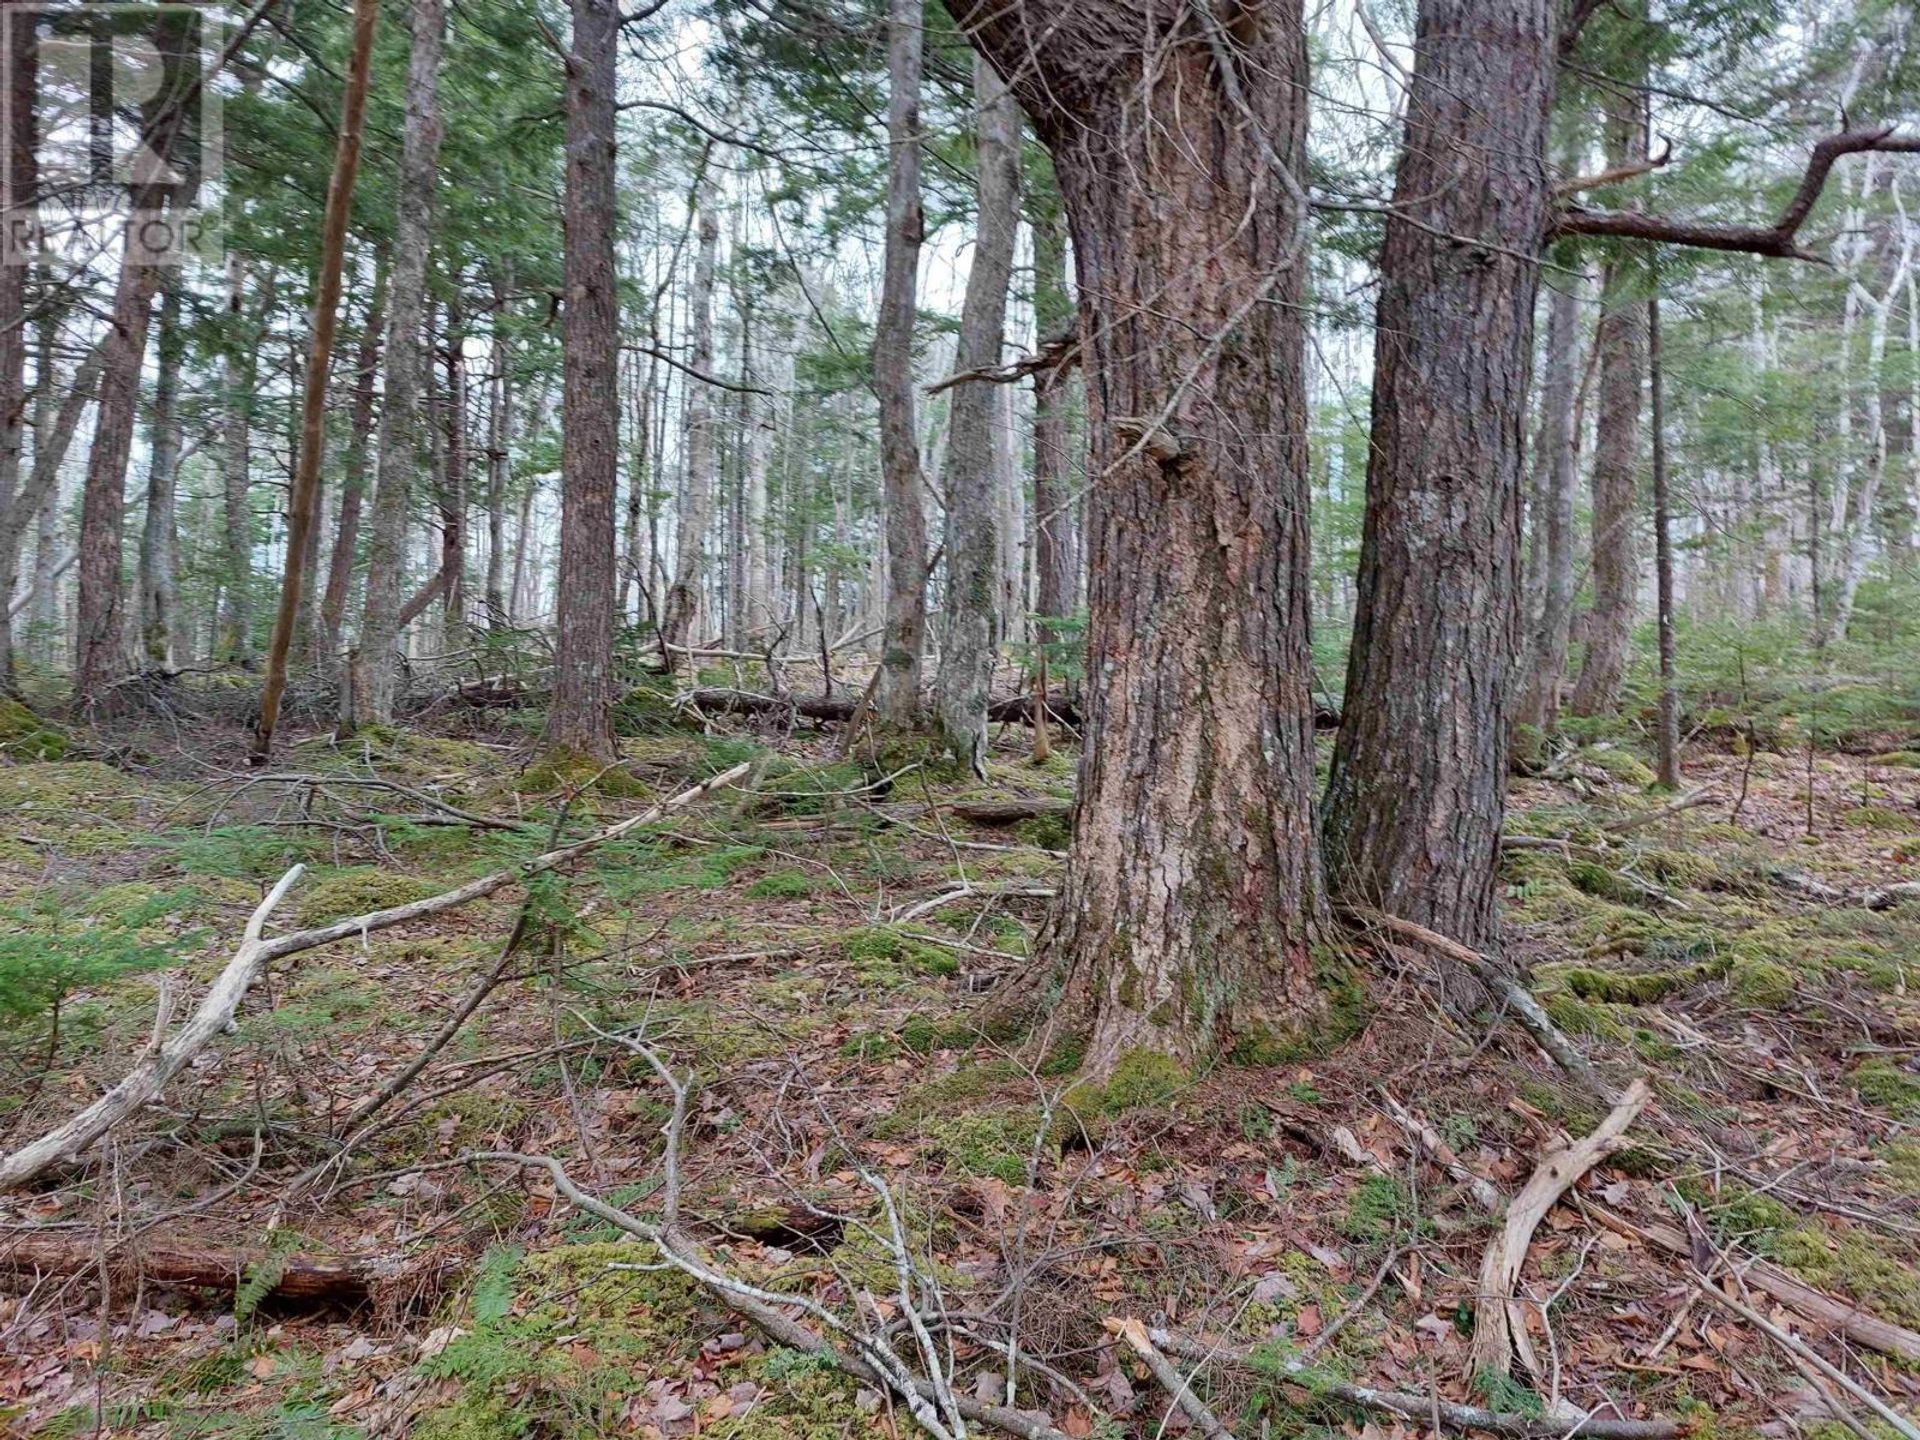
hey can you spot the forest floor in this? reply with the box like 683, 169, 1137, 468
3, 686, 1920, 1440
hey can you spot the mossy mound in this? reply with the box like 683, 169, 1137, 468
296, 867, 441, 926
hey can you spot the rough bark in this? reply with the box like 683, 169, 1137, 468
872, 0, 929, 730
1030, 190, 1074, 643
252, 0, 379, 765
945, 0, 1325, 1072
544, 0, 621, 761
1323, 0, 1558, 961
345, 0, 444, 730
933, 57, 1019, 777
1569, 97, 1648, 719
73, 236, 165, 706
660, 174, 718, 669
319, 261, 387, 667
136, 280, 185, 669
1647, 295, 1681, 789
1515, 271, 1584, 732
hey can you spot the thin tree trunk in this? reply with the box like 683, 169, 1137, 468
1648, 294, 1680, 788
320, 259, 387, 667
1323, 0, 1558, 964
137, 280, 185, 670
1516, 271, 1584, 732
544, 0, 621, 760
661, 173, 718, 670
872, 0, 930, 724
1568, 92, 1648, 718
948, 0, 1325, 1072
934, 56, 1019, 776
345, 0, 444, 730
252, 0, 378, 763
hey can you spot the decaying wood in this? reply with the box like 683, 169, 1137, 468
0, 1235, 412, 1306
0, 764, 751, 1193
1471, 1078, 1651, 1378
1147, 1326, 1687, 1439
1584, 1202, 1920, 1364
1106, 1316, 1237, 1440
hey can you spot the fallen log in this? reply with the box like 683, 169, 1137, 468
1584, 1202, 1920, 1365
0, 764, 752, 1193
0, 1235, 387, 1305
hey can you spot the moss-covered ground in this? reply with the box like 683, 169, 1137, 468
4, 704, 1920, 1438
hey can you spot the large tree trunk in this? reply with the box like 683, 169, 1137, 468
1323, 0, 1558, 962
947, 0, 1325, 1073
345, 0, 443, 730
933, 57, 1019, 777
253, 0, 378, 763
136, 280, 185, 670
544, 0, 621, 760
320, 260, 387, 668
1569, 97, 1649, 718
1515, 271, 1584, 733
660, 176, 718, 670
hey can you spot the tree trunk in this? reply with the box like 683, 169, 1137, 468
875, 0, 925, 725
544, 0, 621, 761
1323, 0, 1558, 962
661, 174, 718, 669
1569, 96, 1649, 718
345, 0, 444, 731
1515, 270, 1584, 733
1030, 187, 1074, 643
216, 265, 259, 669
252, 0, 378, 763
320, 259, 387, 667
946, 0, 1325, 1073
933, 56, 1019, 777
1647, 295, 1680, 789
137, 280, 185, 670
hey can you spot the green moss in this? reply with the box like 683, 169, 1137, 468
296, 868, 440, 926
746, 869, 814, 899
839, 924, 957, 978
1853, 1059, 1920, 1119
1729, 956, 1796, 1007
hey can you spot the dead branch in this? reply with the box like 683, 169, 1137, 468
1342, 906, 1617, 1102
0, 765, 751, 1193
1556, 127, 1920, 260
0, 867, 305, 1193
1471, 1078, 1652, 1379
1583, 1202, 1920, 1364
1146, 1326, 1686, 1439
1106, 1317, 1237, 1440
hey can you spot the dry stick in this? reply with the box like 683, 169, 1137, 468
1145, 1328, 1685, 1440
472, 1151, 1067, 1440
1342, 906, 1616, 1102
0, 765, 750, 1193
1581, 1202, 1920, 1364
1694, 1281, 1920, 1440
0, 868, 305, 1193
1106, 1317, 1237, 1440
1470, 1078, 1652, 1380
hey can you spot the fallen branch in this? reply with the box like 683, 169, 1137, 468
1583, 1202, 1920, 1364
1342, 906, 1617, 1102
0, 765, 751, 1193
1471, 1078, 1652, 1378
1107, 1317, 1237, 1440
1146, 1327, 1686, 1439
